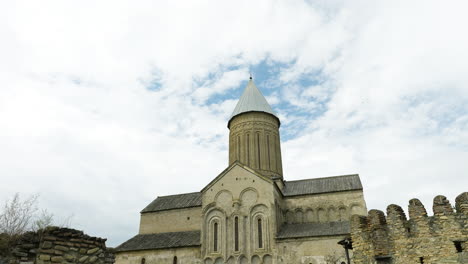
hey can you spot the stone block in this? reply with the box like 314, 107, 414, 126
39, 255, 51, 261
87, 247, 100, 254
64, 254, 75, 261
39, 249, 55, 254
88, 256, 98, 263
42, 241, 53, 249
78, 256, 89, 263
50, 256, 63, 263
54, 245, 69, 252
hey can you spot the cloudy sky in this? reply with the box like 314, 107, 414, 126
1, 0, 467, 246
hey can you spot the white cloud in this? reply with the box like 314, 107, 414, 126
1, 0, 467, 246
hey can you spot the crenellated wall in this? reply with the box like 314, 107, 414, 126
351, 192, 468, 264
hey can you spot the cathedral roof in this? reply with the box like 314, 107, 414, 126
115, 231, 200, 252
141, 192, 202, 213
228, 78, 278, 126
277, 221, 350, 239
282, 174, 362, 197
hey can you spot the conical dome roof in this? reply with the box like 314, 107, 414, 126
228, 78, 279, 127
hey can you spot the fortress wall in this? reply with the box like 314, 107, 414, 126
351, 192, 468, 264
9, 226, 114, 264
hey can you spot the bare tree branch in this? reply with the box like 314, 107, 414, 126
0, 193, 39, 236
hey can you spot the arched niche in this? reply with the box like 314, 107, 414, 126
286, 210, 294, 224
318, 208, 327, 223
328, 207, 338, 222
339, 206, 348, 221
295, 209, 304, 223
350, 204, 363, 215
250, 203, 268, 215
239, 256, 248, 264
240, 188, 258, 207
214, 257, 224, 264
205, 209, 225, 255
263, 254, 273, 264
226, 257, 234, 264
251, 255, 261, 264
204, 258, 213, 264
305, 208, 315, 222
251, 204, 269, 251
215, 190, 233, 208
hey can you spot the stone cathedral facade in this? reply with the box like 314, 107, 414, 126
115, 79, 368, 264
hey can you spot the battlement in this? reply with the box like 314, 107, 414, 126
351, 192, 468, 264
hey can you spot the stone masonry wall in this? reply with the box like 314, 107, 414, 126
351, 192, 468, 264
9, 227, 114, 264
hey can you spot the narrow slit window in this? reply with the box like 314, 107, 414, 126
213, 222, 218, 252
173, 256, 177, 264
257, 133, 261, 169
237, 136, 240, 161
419, 257, 424, 264
267, 135, 271, 169
234, 217, 239, 251
141, 258, 145, 264
258, 218, 263, 248
247, 134, 250, 166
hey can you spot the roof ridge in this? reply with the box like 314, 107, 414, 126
156, 191, 201, 198
138, 230, 200, 236
285, 174, 359, 183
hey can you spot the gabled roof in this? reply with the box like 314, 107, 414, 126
282, 174, 362, 197
228, 79, 278, 126
277, 221, 350, 239
201, 161, 272, 194
141, 192, 201, 213
115, 231, 201, 252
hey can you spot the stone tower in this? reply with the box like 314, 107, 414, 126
228, 78, 283, 179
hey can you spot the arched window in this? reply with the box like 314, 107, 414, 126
257, 218, 263, 248
234, 216, 239, 251
141, 258, 145, 264
213, 222, 218, 252
173, 256, 177, 264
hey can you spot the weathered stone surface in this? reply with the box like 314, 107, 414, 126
78, 256, 89, 263
39, 254, 51, 261
39, 249, 55, 254
64, 254, 75, 261
42, 241, 53, 249
50, 256, 63, 262
8, 226, 114, 264
351, 193, 468, 264
87, 247, 100, 254
13, 252, 28, 257
54, 245, 68, 252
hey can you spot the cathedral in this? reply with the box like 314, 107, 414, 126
115, 78, 368, 264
